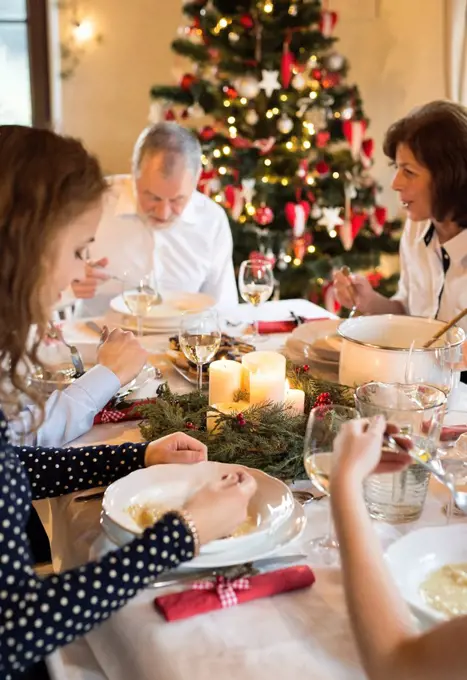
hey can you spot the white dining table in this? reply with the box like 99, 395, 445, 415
43, 299, 467, 680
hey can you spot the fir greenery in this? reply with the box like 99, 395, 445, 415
138, 366, 354, 481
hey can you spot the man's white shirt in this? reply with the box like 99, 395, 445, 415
392, 219, 467, 333
74, 175, 238, 316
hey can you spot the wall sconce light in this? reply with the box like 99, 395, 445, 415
59, 1, 102, 79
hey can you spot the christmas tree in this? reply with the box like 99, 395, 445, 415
149, 0, 400, 308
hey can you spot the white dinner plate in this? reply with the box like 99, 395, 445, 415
110, 291, 215, 324
286, 319, 342, 360
102, 462, 295, 556
101, 498, 306, 570
385, 525, 467, 626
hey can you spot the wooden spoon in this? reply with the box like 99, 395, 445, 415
423, 308, 467, 349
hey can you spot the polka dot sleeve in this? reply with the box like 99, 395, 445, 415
0, 446, 196, 679
16, 441, 148, 500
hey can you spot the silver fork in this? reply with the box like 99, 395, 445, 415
48, 322, 85, 376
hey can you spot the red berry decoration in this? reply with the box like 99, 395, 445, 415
180, 73, 197, 91
302, 364, 310, 372
314, 392, 332, 408
199, 126, 216, 142
185, 421, 197, 430
236, 412, 246, 427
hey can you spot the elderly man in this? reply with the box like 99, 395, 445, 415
71, 122, 238, 315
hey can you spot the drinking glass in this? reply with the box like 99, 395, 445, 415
355, 381, 447, 523
303, 404, 360, 567
179, 310, 222, 392
405, 335, 457, 397
238, 259, 274, 342
121, 271, 160, 337
437, 410, 467, 522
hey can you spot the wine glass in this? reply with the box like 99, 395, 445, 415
238, 259, 274, 342
121, 270, 161, 337
303, 404, 359, 567
179, 310, 222, 392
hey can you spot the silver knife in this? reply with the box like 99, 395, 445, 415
149, 553, 307, 590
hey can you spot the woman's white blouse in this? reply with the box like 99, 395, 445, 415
392, 219, 467, 334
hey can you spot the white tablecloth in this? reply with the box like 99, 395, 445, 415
44, 299, 467, 680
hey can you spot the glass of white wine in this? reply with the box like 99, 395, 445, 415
179, 310, 222, 392
303, 404, 360, 567
238, 259, 274, 342
122, 271, 161, 337
405, 339, 455, 397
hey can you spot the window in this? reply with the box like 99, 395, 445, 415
0, 0, 51, 127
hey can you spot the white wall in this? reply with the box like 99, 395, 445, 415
57, 0, 447, 213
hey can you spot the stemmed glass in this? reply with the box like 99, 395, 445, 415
121, 270, 160, 337
179, 310, 222, 392
238, 259, 274, 343
303, 404, 359, 567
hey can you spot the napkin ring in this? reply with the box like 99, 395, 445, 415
176, 509, 200, 557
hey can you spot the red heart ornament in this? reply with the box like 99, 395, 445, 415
285, 201, 311, 238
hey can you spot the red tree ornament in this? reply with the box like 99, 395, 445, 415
254, 204, 274, 226
315, 131, 330, 148
281, 41, 295, 88
240, 14, 255, 29
311, 68, 322, 81
315, 160, 330, 176
319, 10, 338, 37
285, 201, 310, 238
199, 126, 216, 142
180, 73, 197, 90
164, 109, 176, 121
223, 85, 238, 99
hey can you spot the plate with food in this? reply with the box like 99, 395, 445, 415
101, 461, 295, 559
385, 525, 467, 626
166, 333, 255, 386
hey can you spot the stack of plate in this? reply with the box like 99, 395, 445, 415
109, 292, 215, 334
101, 462, 306, 570
285, 319, 341, 382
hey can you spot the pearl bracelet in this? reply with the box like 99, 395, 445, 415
176, 509, 201, 557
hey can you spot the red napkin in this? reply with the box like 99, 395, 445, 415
93, 398, 157, 425
440, 425, 467, 441
257, 317, 330, 334
154, 565, 315, 622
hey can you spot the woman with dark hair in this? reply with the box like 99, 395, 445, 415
334, 100, 467, 335
0, 125, 256, 680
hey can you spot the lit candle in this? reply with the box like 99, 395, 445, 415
207, 401, 250, 434
208, 360, 243, 405
249, 371, 286, 405
285, 382, 305, 414
242, 351, 286, 394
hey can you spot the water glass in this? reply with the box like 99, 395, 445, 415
355, 381, 447, 523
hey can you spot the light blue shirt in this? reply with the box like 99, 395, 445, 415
10, 365, 120, 447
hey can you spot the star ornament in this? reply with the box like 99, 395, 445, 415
318, 207, 344, 234
259, 69, 281, 97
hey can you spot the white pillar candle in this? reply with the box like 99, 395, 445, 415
249, 371, 286, 405
207, 401, 250, 434
286, 388, 305, 414
242, 351, 286, 393
208, 360, 243, 405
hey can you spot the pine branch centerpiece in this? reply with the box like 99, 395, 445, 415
138, 358, 354, 481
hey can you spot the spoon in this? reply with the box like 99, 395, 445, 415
341, 266, 358, 319
385, 433, 467, 515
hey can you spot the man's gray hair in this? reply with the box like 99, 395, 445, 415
132, 122, 202, 178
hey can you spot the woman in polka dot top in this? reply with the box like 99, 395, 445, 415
0, 126, 256, 680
